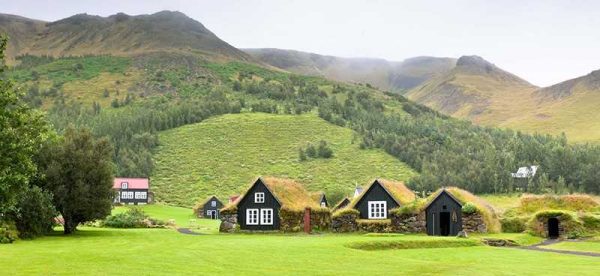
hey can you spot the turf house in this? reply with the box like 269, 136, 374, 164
113, 177, 151, 205
219, 177, 330, 232
391, 187, 501, 236
332, 179, 416, 232
194, 196, 224, 219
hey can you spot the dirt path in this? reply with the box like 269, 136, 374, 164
518, 239, 600, 257
176, 228, 204, 235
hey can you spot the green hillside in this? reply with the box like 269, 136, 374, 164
151, 112, 416, 207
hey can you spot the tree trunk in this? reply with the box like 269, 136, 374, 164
63, 216, 77, 234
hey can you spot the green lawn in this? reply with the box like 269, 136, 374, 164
1, 227, 599, 275
542, 239, 600, 254
152, 112, 416, 207
112, 204, 220, 233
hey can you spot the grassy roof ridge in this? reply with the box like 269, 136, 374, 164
222, 176, 320, 212
349, 179, 416, 208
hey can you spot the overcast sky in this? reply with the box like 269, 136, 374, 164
4, 0, 600, 86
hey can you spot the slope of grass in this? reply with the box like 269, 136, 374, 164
151, 112, 416, 207
1, 228, 599, 275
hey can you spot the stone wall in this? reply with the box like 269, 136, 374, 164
219, 213, 238, 233
462, 212, 487, 233
391, 212, 426, 233
332, 213, 359, 232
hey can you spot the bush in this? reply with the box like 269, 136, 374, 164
13, 186, 57, 239
461, 202, 477, 214
0, 221, 19, 244
317, 140, 333, 158
102, 208, 166, 228
332, 208, 360, 218
500, 216, 529, 233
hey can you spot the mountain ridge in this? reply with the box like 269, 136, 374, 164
0, 11, 251, 62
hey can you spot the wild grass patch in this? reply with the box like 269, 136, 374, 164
346, 238, 480, 251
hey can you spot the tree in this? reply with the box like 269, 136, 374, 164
305, 143, 317, 158
0, 36, 49, 215
12, 186, 56, 239
38, 127, 114, 234
317, 140, 333, 158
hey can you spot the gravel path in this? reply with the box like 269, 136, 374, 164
176, 228, 204, 235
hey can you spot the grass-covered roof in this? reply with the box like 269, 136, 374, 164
349, 179, 416, 209
425, 187, 501, 232
332, 197, 351, 211
222, 177, 321, 212
518, 194, 600, 214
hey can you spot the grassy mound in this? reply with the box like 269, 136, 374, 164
347, 238, 480, 250
518, 194, 600, 214
151, 112, 415, 207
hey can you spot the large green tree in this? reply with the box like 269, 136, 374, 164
39, 127, 114, 234
0, 36, 49, 215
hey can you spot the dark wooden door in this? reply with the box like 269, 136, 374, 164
440, 212, 450, 236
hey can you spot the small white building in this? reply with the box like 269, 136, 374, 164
511, 166, 538, 178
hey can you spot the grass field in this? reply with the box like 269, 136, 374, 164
151, 112, 416, 207
1, 227, 599, 275
111, 204, 219, 232
542, 239, 600, 254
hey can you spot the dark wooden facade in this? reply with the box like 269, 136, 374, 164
425, 190, 463, 236
354, 180, 399, 219
237, 179, 281, 231
116, 189, 149, 205
200, 196, 223, 219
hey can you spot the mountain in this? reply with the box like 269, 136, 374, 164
0, 11, 251, 61
244, 48, 455, 91
497, 69, 600, 142
406, 55, 538, 125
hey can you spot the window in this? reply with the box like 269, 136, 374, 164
254, 192, 265, 203
320, 202, 326, 208
134, 192, 147, 199
260, 209, 273, 225
211, 201, 217, 207
368, 201, 387, 219
121, 191, 134, 199
246, 209, 259, 225
121, 182, 128, 189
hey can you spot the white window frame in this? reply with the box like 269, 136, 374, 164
260, 209, 274, 225
246, 209, 259, 225
320, 202, 327, 208
211, 200, 217, 207
121, 182, 128, 189
254, 192, 265, 203
368, 201, 387, 219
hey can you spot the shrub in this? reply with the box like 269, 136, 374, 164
500, 216, 529, 233
390, 200, 424, 216
102, 208, 165, 228
0, 221, 19, 244
461, 202, 477, 214
13, 186, 57, 239
317, 140, 333, 158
